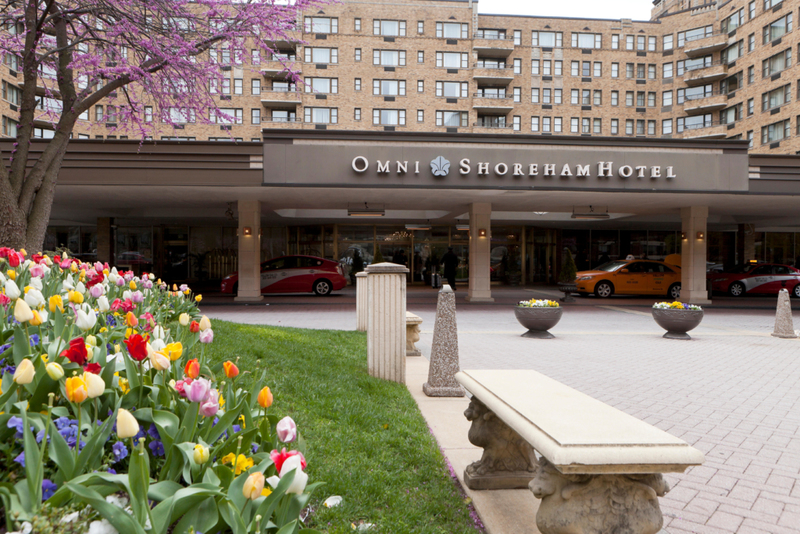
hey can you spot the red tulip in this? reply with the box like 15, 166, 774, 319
223, 361, 239, 378
124, 334, 149, 362
8, 252, 21, 267
270, 448, 306, 473
84, 362, 102, 374
189, 321, 200, 333
60, 337, 88, 366
185, 358, 200, 379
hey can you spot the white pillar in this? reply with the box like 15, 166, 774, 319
680, 206, 711, 304
366, 262, 409, 383
356, 271, 368, 332
235, 200, 263, 302
467, 203, 494, 303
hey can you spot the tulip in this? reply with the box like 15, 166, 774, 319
24, 287, 45, 309
185, 377, 211, 403
14, 298, 34, 323
179, 313, 190, 326
280, 455, 309, 494
84, 371, 105, 398
223, 361, 239, 378
270, 448, 307, 473
6, 269, 15, 281
149, 349, 170, 371
129, 280, 137, 290
65, 376, 88, 403
75, 308, 97, 331
199, 329, 214, 344
276, 416, 297, 443
89, 284, 104, 299
13, 358, 35, 384
61, 337, 89, 366
149, 339, 165, 353
75, 281, 86, 295
152, 325, 166, 340
195, 294, 203, 302
29, 276, 43, 291
165, 342, 183, 361
189, 321, 200, 333
86, 335, 97, 347
184, 358, 200, 379
257, 386, 273, 408
116, 409, 140, 439
131, 290, 144, 303
49, 295, 64, 313
124, 334, 149, 362
199, 389, 220, 417
97, 295, 110, 312
243, 472, 265, 500
193, 444, 209, 464
125, 312, 138, 327
46, 362, 64, 380
68, 290, 83, 304
4, 280, 20, 300
198, 316, 211, 331
29, 310, 44, 326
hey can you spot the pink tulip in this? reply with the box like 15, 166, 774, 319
90, 284, 104, 298
94, 262, 104, 272
276, 416, 297, 443
131, 290, 144, 303
60, 259, 72, 269
30, 264, 44, 278
199, 389, 220, 417
115, 277, 125, 287
185, 377, 211, 403
199, 329, 214, 344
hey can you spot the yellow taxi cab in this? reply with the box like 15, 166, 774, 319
575, 255, 682, 298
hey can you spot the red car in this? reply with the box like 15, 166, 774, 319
709, 263, 800, 297
221, 255, 347, 296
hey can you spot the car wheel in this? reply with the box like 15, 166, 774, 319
594, 281, 614, 298
667, 283, 681, 300
313, 278, 332, 296
792, 284, 800, 298
729, 282, 746, 297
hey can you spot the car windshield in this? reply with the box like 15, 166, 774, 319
594, 261, 628, 272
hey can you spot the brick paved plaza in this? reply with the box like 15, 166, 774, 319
203, 288, 800, 533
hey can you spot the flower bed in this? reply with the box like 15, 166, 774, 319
517, 299, 560, 308
651, 301, 704, 340
0, 248, 319, 534
652, 301, 702, 311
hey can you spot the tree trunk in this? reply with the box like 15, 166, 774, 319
0, 201, 27, 250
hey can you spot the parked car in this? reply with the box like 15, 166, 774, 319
575, 259, 681, 298
708, 263, 800, 297
221, 255, 347, 296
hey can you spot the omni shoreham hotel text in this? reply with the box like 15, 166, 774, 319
351, 156, 678, 180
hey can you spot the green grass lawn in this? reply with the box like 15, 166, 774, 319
205, 320, 482, 534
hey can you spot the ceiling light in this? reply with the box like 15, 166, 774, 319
348, 202, 385, 217
405, 224, 431, 230
455, 224, 470, 231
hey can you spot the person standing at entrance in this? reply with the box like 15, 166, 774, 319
442, 247, 459, 291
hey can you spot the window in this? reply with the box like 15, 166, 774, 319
355, 48, 361, 61
762, 119, 790, 143
211, 108, 243, 124
415, 80, 423, 93
762, 84, 791, 110
251, 78, 261, 95
637, 35, 646, 51
648, 92, 656, 107
435, 111, 468, 127
611, 119, 619, 134
513, 87, 521, 102
417, 21, 424, 34
626, 35, 634, 50
748, 130, 754, 148
478, 86, 506, 99
32, 128, 54, 139
271, 110, 296, 123
764, 0, 782, 9
144, 106, 153, 123
437, 52, 469, 68
439, 81, 468, 98
514, 58, 521, 74
436, 22, 468, 39
374, 50, 406, 66
251, 108, 260, 125
625, 119, 634, 135
374, 20, 406, 36
748, 65, 755, 83
374, 79, 407, 96
1, 82, 20, 105
304, 107, 338, 124
648, 120, 656, 135
233, 78, 243, 95
763, 48, 792, 76
582, 89, 591, 105
162, 107, 194, 124
637, 63, 645, 79
2, 116, 18, 137
531, 60, 540, 75
304, 17, 338, 33
611, 91, 619, 106
593, 118, 602, 134
626, 63, 634, 78
95, 105, 103, 122
304, 47, 338, 64
531, 116, 540, 132
542, 88, 551, 104
554, 60, 563, 76
637, 120, 645, 135
570, 89, 579, 105
221, 78, 231, 95
648, 36, 657, 51
748, 98, 754, 115
554, 89, 562, 104
582, 118, 590, 134
611, 63, 619, 78
677, 85, 713, 104
571, 61, 579, 76
355, 78, 361, 91
662, 119, 674, 135
637, 91, 645, 107
571, 32, 601, 49
749, 33, 756, 52
476, 29, 507, 39
625, 91, 634, 106
306, 77, 338, 94
355, 18, 361, 31
750, 1, 756, 19
251, 49, 260, 65
593, 90, 602, 106
354, 108, 361, 121
593, 62, 602, 77
648, 64, 656, 79
514, 30, 521, 45
531, 31, 562, 47
106, 105, 117, 123
678, 26, 713, 47
663, 34, 674, 50
663, 90, 673, 106
417, 110, 424, 122
570, 117, 579, 133
271, 80, 297, 92
677, 56, 712, 76
722, 8, 745, 33
663, 62, 673, 78
763, 13, 793, 43
554, 117, 562, 133
677, 114, 712, 133
418, 51, 424, 63
373, 109, 406, 126
513, 116, 521, 131
531, 88, 540, 103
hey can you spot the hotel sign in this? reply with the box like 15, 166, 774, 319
351, 156, 677, 180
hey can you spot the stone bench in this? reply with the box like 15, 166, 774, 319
455, 369, 705, 534
406, 312, 423, 357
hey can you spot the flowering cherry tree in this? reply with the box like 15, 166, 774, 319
0, 0, 319, 250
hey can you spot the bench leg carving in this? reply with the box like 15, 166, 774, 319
406, 323, 422, 356
463, 397, 538, 490
530, 457, 669, 534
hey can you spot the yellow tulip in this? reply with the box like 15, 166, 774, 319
86, 335, 97, 347
195, 294, 203, 302
165, 342, 183, 361
173, 284, 178, 291
13, 358, 35, 384
6, 269, 15, 280
46, 362, 64, 381
257, 386, 273, 408
13, 298, 34, 323
68, 290, 84, 304
65, 376, 88, 403
129, 280, 137, 290
179, 313, 190, 326
118, 378, 130, 395
19, 248, 26, 256
198, 316, 211, 331
243, 472, 265, 500
29, 310, 43, 326
116, 409, 140, 439
70, 263, 78, 273
193, 444, 210, 464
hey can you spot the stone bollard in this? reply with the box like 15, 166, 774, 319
423, 285, 465, 397
771, 288, 797, 338
355, 271, 368, 332
365, 262, 409, 383
406, 312, 423, 357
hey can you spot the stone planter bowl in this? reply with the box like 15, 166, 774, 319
651, 308, 704, 340
514, 306, 563, 339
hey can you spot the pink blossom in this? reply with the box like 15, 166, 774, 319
199, 329, 214, 344
185, 378, 211, 403
131, 291, 144, 303
174, 377, 192, 398
199, 389, 220, 417
276, 417, 297, 443
30, 265, 44, 278
89, 284, 104, 298
115, 277, 125, 287
94, 262, 104, 272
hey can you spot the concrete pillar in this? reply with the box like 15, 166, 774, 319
235, 200, 263, 302
680, 206, 711, 304
96, 217, 112, 264
737, 223, 756, 264
365, 262, 409, 383
355, 271, 368, 332
466, 203, 494, 303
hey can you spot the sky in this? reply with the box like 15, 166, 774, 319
477, 0, 654, 22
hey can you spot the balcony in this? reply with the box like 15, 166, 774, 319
260, 91, 302, 109
472, 32, 515, 58
684, 62, 728, 86
472, 63, 514, 85
684, 33, 729, 57
472, 93, 514, 113
675, 121, 728, 139
261, 59, 301, 79
683, 93, 728, 115
261, 118, 304, 130
473, 118, 512, 132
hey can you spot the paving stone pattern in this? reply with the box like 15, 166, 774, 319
204, 294, 800, 533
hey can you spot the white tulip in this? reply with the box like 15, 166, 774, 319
4, 280, 20, 300
75, 308, 97, 331
24, 288, 45, 309
0, 272, 5, 284
97, 295, 110, 312
30, 276, 43, 291
150, 338, 166, 352
152, 325, 166, 340
122, 290, 132, 301
75, 281, 86, 295
62, 274, 75, 291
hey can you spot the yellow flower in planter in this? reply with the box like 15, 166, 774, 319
222, 453, 254, 475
